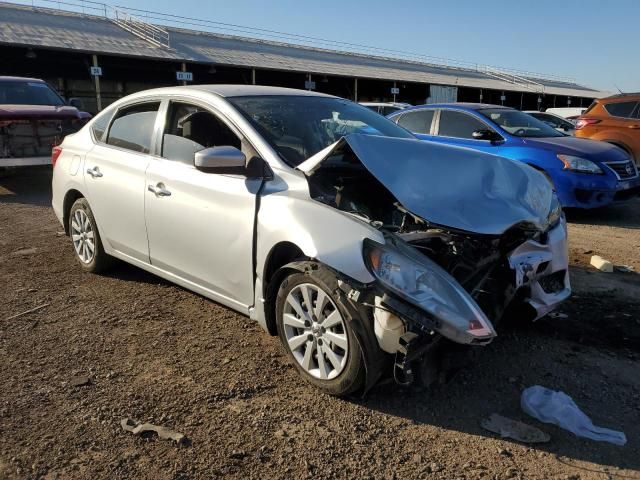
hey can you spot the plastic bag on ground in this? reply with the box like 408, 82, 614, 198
521, 386, 626, 446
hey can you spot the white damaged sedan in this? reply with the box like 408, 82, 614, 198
52, 86, 570, 396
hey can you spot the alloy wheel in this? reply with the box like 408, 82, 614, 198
71, 209, 95, 264
282, 282, 348, 380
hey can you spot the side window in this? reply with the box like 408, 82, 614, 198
106, 102, 160, 153
438, 110, 488, 139
604, 101, 637, 118
538, 114, 561, 128
397, 110, 434, 134
91, 107, 116, 143
162, 102, 241, 165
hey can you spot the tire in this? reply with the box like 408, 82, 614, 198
68, 198, 112, 273
275, 264, 365, 396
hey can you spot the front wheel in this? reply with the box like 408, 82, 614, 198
275, 265, 365, 396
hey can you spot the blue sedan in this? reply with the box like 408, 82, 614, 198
387, 103, 640, 208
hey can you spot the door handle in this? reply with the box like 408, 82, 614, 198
148, 183, 171, 197
628, 125, 640, 129
86, 166, 103, 178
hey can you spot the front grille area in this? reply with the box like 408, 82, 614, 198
606, 160, 637, 179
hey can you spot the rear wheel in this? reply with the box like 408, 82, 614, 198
68, 198, 112, 273
275, 265, 365, 396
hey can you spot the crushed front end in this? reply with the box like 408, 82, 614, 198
300, 134, 571, 386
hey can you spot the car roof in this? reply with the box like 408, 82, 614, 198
0, 76, 45, 83
359, 102, 411, 107
389, 102, 510, 116
98, 85, 339, 116
185, 84, 334, 98
598, 93, 640, 103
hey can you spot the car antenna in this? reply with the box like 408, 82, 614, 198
614, 84, 624, 94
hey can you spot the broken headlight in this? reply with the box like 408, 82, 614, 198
547, 193, 562, 229
363, 237, 496, 344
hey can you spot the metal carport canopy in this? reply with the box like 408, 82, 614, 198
0, 2, 608, 98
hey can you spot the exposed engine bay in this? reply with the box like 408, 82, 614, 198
307, 145, 534, 324
304, 139, 571, 385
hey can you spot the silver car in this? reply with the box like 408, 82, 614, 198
52, 86, 571, 396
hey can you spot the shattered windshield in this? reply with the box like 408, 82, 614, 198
479, 108, 563, 138
0, 81, 65, 106
229, 95, 414, 166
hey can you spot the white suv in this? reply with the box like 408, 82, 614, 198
52, 85, 570, 395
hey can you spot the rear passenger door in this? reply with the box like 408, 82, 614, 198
144, 99, 260, 310
84, 101, 160, 263
394, 109, 435, 140
433, 109, 499, 153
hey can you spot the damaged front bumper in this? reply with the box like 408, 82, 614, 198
508, 218, 571, 319
365, 219, 571, 352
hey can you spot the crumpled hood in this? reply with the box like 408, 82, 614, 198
0, 104, 83, 121
299, 134, 554, 235
522, 136, 629, 162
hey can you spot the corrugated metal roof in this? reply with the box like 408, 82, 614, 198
0, 3, 607, 98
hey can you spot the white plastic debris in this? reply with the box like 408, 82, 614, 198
521, 386, 626, 446
590, 255, 613, 272
481, 413, 550, 443
615, 265, 635, 273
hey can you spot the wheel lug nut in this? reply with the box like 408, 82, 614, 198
317, 339, 323, 346
304, 320, 311, 328
307, 334, 314, 342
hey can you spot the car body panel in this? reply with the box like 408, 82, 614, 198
145, 156, 260, 306
545, 107, 586, 119
299, 133, 554, 235
83, 142, 150, 263
389, 103, 640, 208
508, 218, 571, 318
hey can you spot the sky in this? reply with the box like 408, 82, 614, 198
116, 0, 638, 93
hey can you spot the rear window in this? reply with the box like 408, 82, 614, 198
604, 101, 637, 118
396, 110, 434, 134
0, 80, 65, 106
106, 102, 160, 154
90, 107, 116, 143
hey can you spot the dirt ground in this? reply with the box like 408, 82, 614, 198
1, 167, 639, 480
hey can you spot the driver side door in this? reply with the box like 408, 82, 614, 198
144, 99, 262, 311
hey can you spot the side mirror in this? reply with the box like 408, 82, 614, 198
472, 129, 501, 143
67, 98, 83, 109
194, 146, 246, 174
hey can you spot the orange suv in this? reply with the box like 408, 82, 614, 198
575, 94, 640, 165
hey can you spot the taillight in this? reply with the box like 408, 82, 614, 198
51, 146, 63, 167
575, 118, 600, 130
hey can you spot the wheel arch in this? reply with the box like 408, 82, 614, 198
62, 189, 85, 235
262, 241, 308, 335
